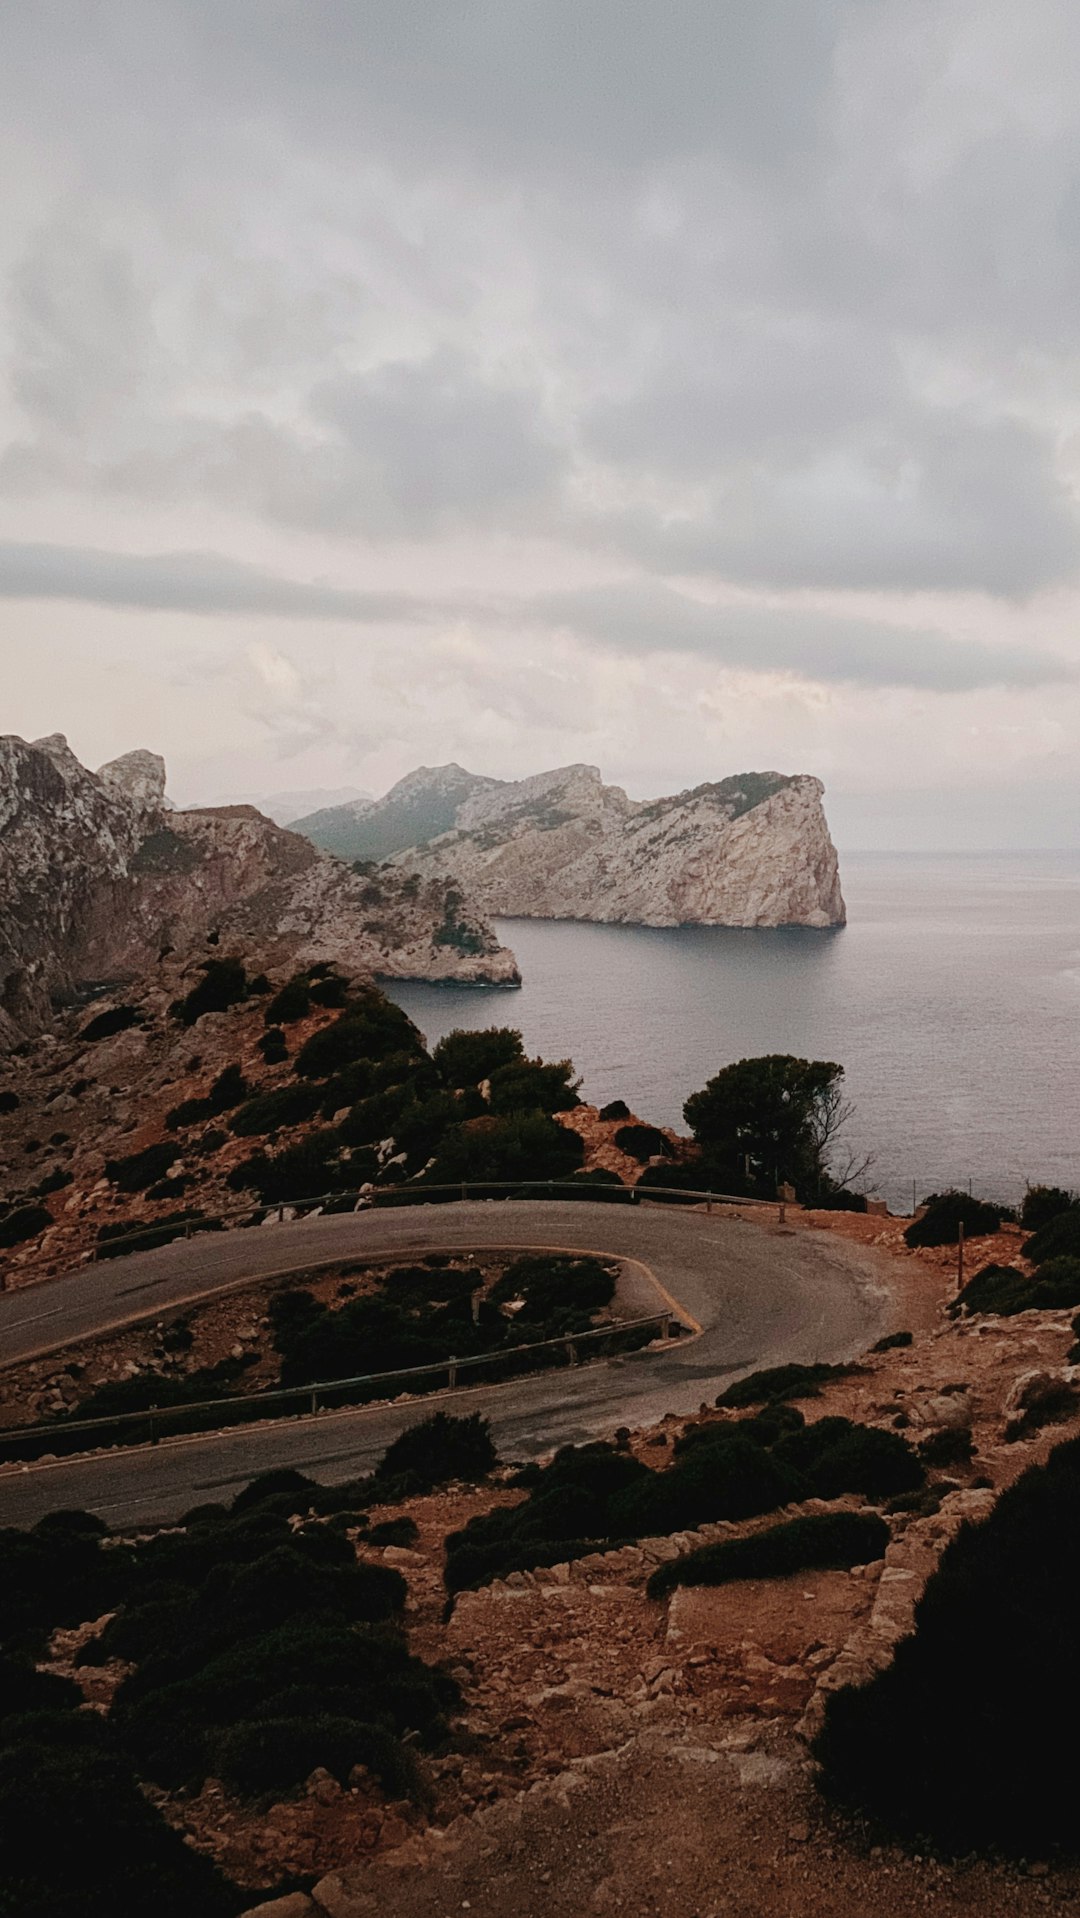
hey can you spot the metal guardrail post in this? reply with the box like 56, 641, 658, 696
447, 1356, 458, 1387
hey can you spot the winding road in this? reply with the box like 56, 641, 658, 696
0, 1201, 901, 1529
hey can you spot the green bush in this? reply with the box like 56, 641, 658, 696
1023, 1203, 1080, 1265
488, 1253, 616, 1321
230, 1080, 323, 1136
1020, 1184, 1077, 1230
264, 975, 311, 1024
871, 1330, 913, 1352
0, 1732, 237, 1918
715, 1362, 854, 1408
293, 995, 422, 1079
212, 1713, 418, 1799
424, 1110, 585, 1185
258, 1026, 289, 1063
608, 1435, 806, 1537
433, 1026, 526, 1088
599, 1099, 631, 1121
813, 1430, 1080, 1856
774, 1417, 923, 1500
487, 1057, 580, 1115
377, 1412, 497, 1489
80, 1003, 141, 1042
173, 958, 248, 1026
647, 1510, 890, 1599
0, 1203, 52, 1248
955, 1256, 1080, 1316
166, 1063, 247, 1130
113, 1616, 452, 1792
366, 1516, 420, 1547
919, 1425, 974, 1468
613, 1123, 671, 1161
231, 1468, 320, 1515
904, 1191, 1003, 1248
93, 1209, 218, 1259
105, 1141, 179, 1193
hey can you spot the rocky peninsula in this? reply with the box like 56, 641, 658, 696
298, 762, 846, 929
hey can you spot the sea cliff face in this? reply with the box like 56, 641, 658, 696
0, 735, 518, 1046
364, 763, 845, 929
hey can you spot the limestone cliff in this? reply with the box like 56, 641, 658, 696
0, 736, 518, 1045
333, 763, 845, 929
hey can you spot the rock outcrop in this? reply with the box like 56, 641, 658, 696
302, 763, 845, 929
0, 736, 518, 1046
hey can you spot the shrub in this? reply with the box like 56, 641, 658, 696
613, 1123, 671, 1161
377, 1412, 497, 1489
36, 1165, 73, 1196
165, 1062, 248, 1130
258, 1026, 289, 1063
173, 958, 248, 1025
230, 1080, 323, 1136
647, 1510, 890, 1599
0, 1733, 237, 1918
366, 1517, 420, 1547
715, 1362, 854, 1408
599, 1099, 631, 1121
489, 1253, 616, 1321
0, 1089, 20, 1113
293, 995, 422, 1078
813, 1430, 1080, 1856
112, 1616, 451, 1793
955, 1256, 1080, 1317
774, 1417, 923, 1500
813, 1187, 868, 1213
93, 1209, 217, 1258
608, 1435, 805, 1538
1020, 1184, 1076, 1231
309, 972, 349, 1008
1023, 1203, 1080, 1265
212, 1713, 418, 1799
904, 1191, 1003, 1248
487, 1057, 581, 1115
264, 975, 312, 1024
80, 1003, 140, 1041
231, 1468, 320, 1515
0, 1203, 52, 1248
871, 1329, 913, 1352
919, 1425, 974, 1468
105, 1141, 179, 1193
424, 1111, 584, 1185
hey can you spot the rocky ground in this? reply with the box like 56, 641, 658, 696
37, 1207, 1080, 1916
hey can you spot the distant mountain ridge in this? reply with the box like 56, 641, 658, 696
296, 761, 846, 929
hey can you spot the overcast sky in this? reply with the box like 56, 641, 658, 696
4, 3, 1080, 846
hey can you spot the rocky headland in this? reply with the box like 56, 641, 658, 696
0, 734, 518, 1048
296, 762, 846, 929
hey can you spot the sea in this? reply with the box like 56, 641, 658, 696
384, 851, 1080, 1213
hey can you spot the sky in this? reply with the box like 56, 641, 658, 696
4, 3, 1080, 847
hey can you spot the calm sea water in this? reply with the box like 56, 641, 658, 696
385, 852, 1080, 1211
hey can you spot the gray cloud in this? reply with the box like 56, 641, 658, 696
0, 540, 433, 623
529, 582, 1074, 691
2, 539, 1069, 693
3, 0, 1080, 691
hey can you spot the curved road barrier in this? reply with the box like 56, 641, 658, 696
0, 1200, 901, 1528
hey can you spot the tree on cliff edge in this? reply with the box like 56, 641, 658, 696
683, 1054, 864, 1200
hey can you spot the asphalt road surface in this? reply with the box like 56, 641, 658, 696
0, 1201, 899, 1528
